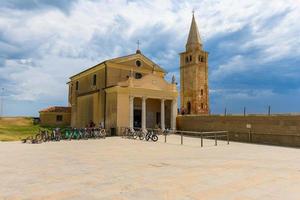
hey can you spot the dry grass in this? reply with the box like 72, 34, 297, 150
0, 117, 40, 141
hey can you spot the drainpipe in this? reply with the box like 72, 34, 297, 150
104, 62, 107, 129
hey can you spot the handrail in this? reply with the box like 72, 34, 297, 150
119, 126, 230, 147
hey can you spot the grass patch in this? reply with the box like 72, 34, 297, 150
0, 117, 51, 141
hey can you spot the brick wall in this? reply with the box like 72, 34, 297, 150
177, 115, 300, 147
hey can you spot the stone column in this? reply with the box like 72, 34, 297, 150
160, 99, 165, 131
171, 98, 177, 130
142, 96, 147, 132
129, 96, 134, 130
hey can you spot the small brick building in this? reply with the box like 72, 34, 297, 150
39, 106, 71, 127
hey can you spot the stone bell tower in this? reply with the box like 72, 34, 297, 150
180, 13, 209, 115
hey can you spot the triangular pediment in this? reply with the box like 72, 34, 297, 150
108, 53, 165, 73
118, 73, 176, 92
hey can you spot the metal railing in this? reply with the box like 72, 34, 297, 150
169, 130, 229, 147
119, 127, 229, 147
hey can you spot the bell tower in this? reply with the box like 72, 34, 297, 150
180, 13, 209, 115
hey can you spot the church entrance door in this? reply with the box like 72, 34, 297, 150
134, 109, 141, 128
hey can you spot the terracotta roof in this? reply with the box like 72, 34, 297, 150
39, 106, 71, 113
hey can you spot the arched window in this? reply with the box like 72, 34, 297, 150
189, 55, 192, 62
185, 56, 189, 63
198, 55, 201, 62
76, 81, 79, 91
93, 74, 97, 86
201, 89, 203, 96
201, 103, 204, 109
201, 57, 204, 62
187, 102, 191, 114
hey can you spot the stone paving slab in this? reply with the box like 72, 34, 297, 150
0, 135, 300, 200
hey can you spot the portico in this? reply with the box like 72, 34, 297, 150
105, 73, 178, 135
128, 96, 177, 131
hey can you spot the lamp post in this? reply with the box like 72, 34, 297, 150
0, 88, 4, 117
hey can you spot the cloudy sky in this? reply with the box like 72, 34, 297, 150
0, 0, 300, 116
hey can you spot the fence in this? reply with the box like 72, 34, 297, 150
174, 130, 229, 147
120, 127, 229, 147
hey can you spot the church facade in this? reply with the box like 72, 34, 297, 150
67, 14, 209, 134
68, 51, 178, 135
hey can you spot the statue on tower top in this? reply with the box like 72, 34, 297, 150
172, 75, 176, 84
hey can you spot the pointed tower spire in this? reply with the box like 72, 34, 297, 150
186, 12, 202, 51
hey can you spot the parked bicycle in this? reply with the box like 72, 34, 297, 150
123, 128, 134, 139
145, 130, 158, 142
35, 129, 50, 142
22, 127, 107, 144
97, 128, 106, 139
52, 128, 62, 141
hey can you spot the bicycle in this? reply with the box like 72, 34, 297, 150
134, 129, 145, 140
99, 128, 106, 138
51, 128, 62, 141
145, 130, 158, 142
35, 129, 49, 142
64, 129, 73, 140
125, 128, 135, 139
122, 127, 131, 138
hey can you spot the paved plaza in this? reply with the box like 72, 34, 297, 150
0, 135, 300, 200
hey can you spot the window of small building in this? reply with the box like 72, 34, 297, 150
201, 57, 204, 62
201, 89, 203, 96
93, 74, 97, 86
189, 55, 192, 62
201, 103, 204, 109
185, 56, 189, 63
135, 73, 142, 79
56, 115, 63, 122
76, 81, 79, 91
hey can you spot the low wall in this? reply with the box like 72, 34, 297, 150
177, 115, 300, 147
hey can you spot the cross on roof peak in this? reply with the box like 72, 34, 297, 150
136, 40, 142, 54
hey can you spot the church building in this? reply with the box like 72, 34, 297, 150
67, 14, 209, 135
68, 50, 178, 135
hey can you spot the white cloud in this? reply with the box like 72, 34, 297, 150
0, 0, 299, 114
211, 55, 249, 80
1, 56, 96, 101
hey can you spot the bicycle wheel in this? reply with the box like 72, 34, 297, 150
133, 131, 138, 139
43, 133, 48, 142
35, 133, 42, 142
139, 134, 144, 140
151, 135, 158, 142
100, 129, 106, 138
56, 134, 61, 141
145, 134, 150, 141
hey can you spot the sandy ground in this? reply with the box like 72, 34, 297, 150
0, 135, 300, 200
